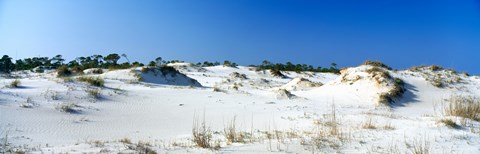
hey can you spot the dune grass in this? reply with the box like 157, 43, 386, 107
78, 76, 104, 87
444, 95, 480, 122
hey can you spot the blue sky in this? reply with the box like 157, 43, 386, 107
0, 0, 479, 74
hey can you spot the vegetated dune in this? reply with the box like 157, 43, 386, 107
280, 77, 323, 91
1, 62, 480, 153
101, 66, 202, 87
167, 62, 209, 73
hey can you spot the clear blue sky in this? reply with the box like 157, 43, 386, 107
1, 0, 479, 74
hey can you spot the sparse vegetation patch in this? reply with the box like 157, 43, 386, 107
443, 95, 480, 121
56, 103, 82, 114
8, 79, 21, 88
78, 76, 104, 87
56, 65, 72, 77
363, 60, 392, 70
192, 115, 212, 149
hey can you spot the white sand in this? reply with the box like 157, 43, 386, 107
1, 64, 479, 153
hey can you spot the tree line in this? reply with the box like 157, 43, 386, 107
0, 54, 339, 74
257, 60, 340, 73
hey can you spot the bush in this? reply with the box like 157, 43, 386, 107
141, 67, 154, 73
72, 66, 84, 74
57, 65, 72, 77
9, 79, 20, 88
363, 60, 392, 70
159, 66, 179, 75
92, 68, 103, 74
270, 69, 285, 78
78, 77, 104, 87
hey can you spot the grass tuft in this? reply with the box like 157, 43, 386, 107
363, 60, 392, 70
443, 95, 480, 121
192, 114, 212, 149
8, 79, 21, 88
56, 103, 81, 114
78, 76, 104, 87
439, 119, 460, 129
361, 118, 377, 129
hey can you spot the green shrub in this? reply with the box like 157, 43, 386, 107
92, 68, 103, 74
78, 77, 104, 87
159, 66, 178, 75
72, 66, 84, 74
57, 65, 72, 77
270, 69, 285, 78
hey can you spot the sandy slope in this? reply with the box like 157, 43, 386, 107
1, 64, 480, 153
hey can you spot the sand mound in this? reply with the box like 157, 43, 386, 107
409, 65, 465, 88
275, 89, 296, 100
331, 65, 405, 105
83, 68, 106, 74
229, 72, 247, 80
102, 66, 202, 87
167, 62, 208, 73
281, 77, 322, 91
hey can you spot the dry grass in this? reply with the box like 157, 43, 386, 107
56, 103, 81, 114
310, 104, 349, 150
439, 119, 460, 129
409, 137, 430, 154
192, 114, 212, 149
213, 86, 222, 92
365, 66, 405, 106
9, 79, 20, 88
379, 79, 405, 106
86, 88, 101, 99
361, 118, 377, 129
119, 138, 132, 144
443, 95, 480, 121
363, 60, 392, 70
224, 116, 246, 144
382, 122, 395, 130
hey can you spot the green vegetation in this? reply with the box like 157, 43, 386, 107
363, 60, 392, 70
56, 65, 72, 77
0, 55, 14, 73
256, 60, 340, 73
78, 77, 105, 87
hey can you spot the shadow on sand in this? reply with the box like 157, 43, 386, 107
390, 82, 420, 108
